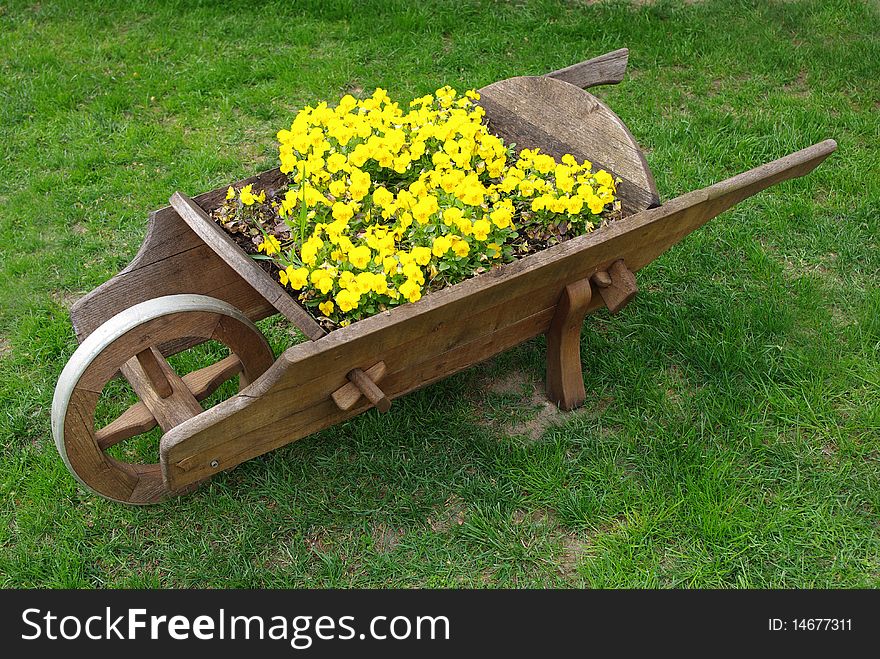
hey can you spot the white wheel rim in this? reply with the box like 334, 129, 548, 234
52, 294, 268, 503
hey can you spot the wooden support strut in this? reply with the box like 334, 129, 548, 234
169, 192, 393, 413
545, 279, 593, 411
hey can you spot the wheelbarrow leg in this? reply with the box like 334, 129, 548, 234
545, 279, 593, 411
545, 260, 639, 410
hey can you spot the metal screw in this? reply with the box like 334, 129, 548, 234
210, 459, 219, 468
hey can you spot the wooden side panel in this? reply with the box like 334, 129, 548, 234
169, 192, 326, 341
69, 168, 288, 344
477, 76, 659, 214
160, 139, 836, 490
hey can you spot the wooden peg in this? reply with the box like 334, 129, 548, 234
331, 362, 390, 412
592, 270, 613, 288
592, 260, 637, 314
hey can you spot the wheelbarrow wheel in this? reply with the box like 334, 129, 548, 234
52, 294, 274, 504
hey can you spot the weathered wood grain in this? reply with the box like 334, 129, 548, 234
169, 192, 326, 341
546, 48, 629, 89
478, 75, 659, 214
163, 307, 557, 485
69, 168, 288, 346
160, 140, 836, 491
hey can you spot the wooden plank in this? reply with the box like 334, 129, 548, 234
545, 279, 593, 410
546, 48, 629, 89
478, 75, 659, 214
160, 139, 837, 490
169, 192, 327, 341
162, 285, 561, 473
163, 307, 557, 487
331, 361, 387, 411
70, 168, 287, 344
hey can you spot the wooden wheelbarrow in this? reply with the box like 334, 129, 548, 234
52, 49, 836, 504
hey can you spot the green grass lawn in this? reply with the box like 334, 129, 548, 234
1, 0, 878, 588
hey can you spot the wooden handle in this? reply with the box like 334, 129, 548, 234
545, 47, 629, 89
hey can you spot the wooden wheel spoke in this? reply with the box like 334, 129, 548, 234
120, 346, 202, 432
95, 401, 157, 450
94, 354, 243, 450
182, 354, 243, 401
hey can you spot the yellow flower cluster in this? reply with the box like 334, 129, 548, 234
223, 86, 618, 326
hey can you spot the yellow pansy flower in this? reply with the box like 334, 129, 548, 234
255, 87, 619, 324
490, 207, 512, 229
411, 246, 432, 266
280, 266, 309, 290
239, 184, 257, 206
328, 179, 346, 198
472, 219, 491, 241
348, 245, 371, 269
335, 288, 360, 313
451, 237, 470, 258
587, 195, 605, 214
432, 235, 452, 257
372, 187, 395, 208
399, 279, 422, 303
332, 201, 355, 222
258, 235, 281, 255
